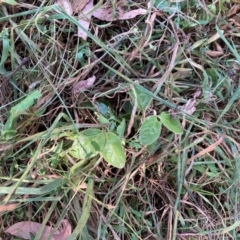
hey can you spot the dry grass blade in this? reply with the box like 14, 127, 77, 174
151, 41, 179, 91
186, 136, 224, 164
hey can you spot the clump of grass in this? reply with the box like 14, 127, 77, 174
0, 0, 240, 239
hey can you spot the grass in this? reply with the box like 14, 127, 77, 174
1, 0, 240, 239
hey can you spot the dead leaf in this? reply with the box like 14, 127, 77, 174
56, 2, 147, 38
72, 75, 96, 95
56, 0, 90, 15
118, 9, 147, 20
92, 7, 147, 21
180, 99, 197, 115
77, 0, 93, 39
92, 6, 122, 21
205, 42, 224, 57
215, 42, 223, 52
71, 0, 90, 13
169, 90, 201, 118
193, 89, 201, 99
57, 0, 73, 15
227, 4, 240, 18
171, 68, 192, 81
105, 204, 117, 210
146, 153, 163, 165
5, 219, 72, 240
205, 50, 223, 57
0, 203, 19, 213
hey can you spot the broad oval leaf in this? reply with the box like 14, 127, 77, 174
129, 85, 152, 111
139, 116, 161, 146
100, 132, 126, 168
159, 112, 183, 134
69, 129, 105, 159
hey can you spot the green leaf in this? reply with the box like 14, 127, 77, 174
116, 118, 126, 137
146, 139, 158, 153
1, 130, 16, 140
129, 85, 152, 111
0, 179, 67, 195
154, 0, 170, 10
154, 0, 180, 14
95, 101, 109, 115
0, 29, 9, 66
96, 113, 109, 124
100, 132, 126, 168
50, 141, 63, 168
11, 90, 41, 117
139, 116, 161, 146
128, 140, 141, 150
69, 129, 105, 160
159, 112, 183, 134
2, 90, 42, 139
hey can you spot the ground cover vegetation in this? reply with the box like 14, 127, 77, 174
0, 0, 240, 239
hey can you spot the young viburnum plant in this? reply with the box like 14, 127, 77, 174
139, 112, 183, 146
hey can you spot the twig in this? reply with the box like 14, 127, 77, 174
4, 57, 29, 80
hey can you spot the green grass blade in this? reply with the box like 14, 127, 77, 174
216, 86, 240, 123
216, 25, 240, 63
69, 177, 94, 239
